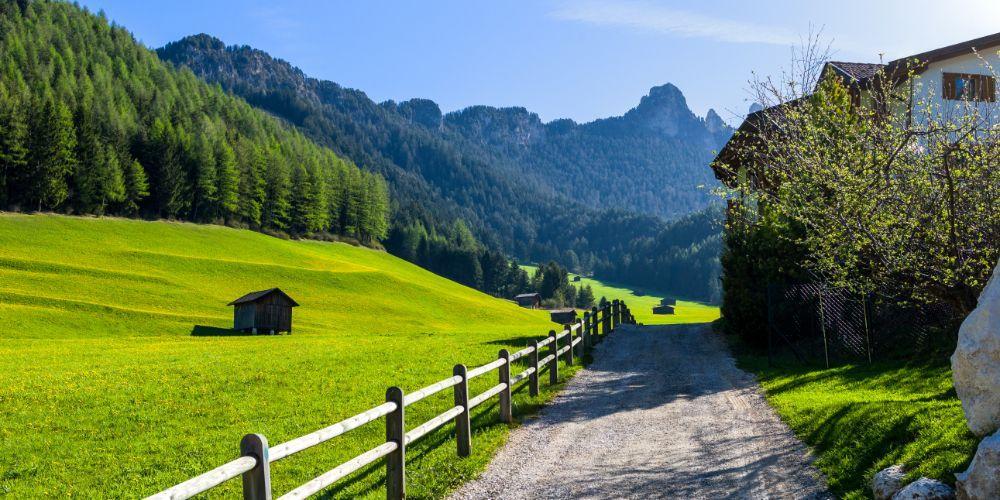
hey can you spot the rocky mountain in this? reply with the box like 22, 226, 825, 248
445, 84, 731, 216
157, 34, 726, 300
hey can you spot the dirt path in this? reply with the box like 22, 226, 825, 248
450, 323, 830, 499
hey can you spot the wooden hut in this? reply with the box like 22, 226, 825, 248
653, 304, 675, 315
660, 297, 677, 306
228, 288, 299, 334
550, 308, 578, 324
515, 293, 542, 309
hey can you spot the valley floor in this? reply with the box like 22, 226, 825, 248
452, 324, 829, 499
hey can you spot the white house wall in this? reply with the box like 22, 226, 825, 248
908, 48, 1000, 127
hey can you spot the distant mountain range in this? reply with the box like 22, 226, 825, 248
158, 35, 730, 218
157, 34, 728, 300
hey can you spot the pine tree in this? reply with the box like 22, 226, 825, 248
214, 138, 238, 220
0, 90, 28, 207
122, 158, 149, 215
191, 132, 217, 220
28, 98, 76, 210
236, 141, 265, 226
576, 284, 595, 308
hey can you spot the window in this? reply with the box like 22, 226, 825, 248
943, 73, 996, 102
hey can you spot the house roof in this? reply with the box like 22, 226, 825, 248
888, 31, 1000, 70
713, 31, 1000, 185
228, 288, 300, 307
826, 61, 887, 83
515, 293, 541, 299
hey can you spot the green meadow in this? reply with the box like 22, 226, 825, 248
520, 265, 720, 325
0, 214, 583, 497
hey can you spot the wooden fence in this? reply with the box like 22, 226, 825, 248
148, 299, 635, 500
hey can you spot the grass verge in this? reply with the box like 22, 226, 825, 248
738, 354, 978, 499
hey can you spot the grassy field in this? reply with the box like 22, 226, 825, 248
0, 214, 585, 498
520, 265, 720, 325
739, 355, 977, 499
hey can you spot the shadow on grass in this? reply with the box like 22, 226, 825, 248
190, 325, 253, 337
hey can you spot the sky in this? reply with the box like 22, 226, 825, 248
79, 0, 1000, 126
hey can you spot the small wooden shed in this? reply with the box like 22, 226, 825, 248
653, 304, 675, 315
515, 293, 542, 309
228, 288, 299, 334
550, 308, 578, 324
660, 297, 677, 306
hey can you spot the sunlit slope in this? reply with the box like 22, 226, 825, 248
0, 214, 550, 339
0, 214, 556, 497
521, 264, 720, 325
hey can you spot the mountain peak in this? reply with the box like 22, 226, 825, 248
162, 33, 225, 53
704, 109, 728, 134
623, 83, 697, 136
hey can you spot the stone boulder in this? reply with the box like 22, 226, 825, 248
956, 430, 1000, 500
874, 465, 908, 500
951, 263, 1000, 436
892, 478, 955, 500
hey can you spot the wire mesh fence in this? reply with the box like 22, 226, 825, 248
766, 283, 960, 366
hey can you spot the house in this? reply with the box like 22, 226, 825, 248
549, 308, 578, 324
660, 297, 676, 306
228, 288, 299, 334
714, 32, 1000, 188
514, 293, 542, 309
653, 304, 675, 315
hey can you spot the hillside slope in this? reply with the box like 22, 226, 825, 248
0, 214, 559, 497
0, 2, 388, 239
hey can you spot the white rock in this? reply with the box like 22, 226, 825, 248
892, 478, 955, 500
951, 262, 1000, 436
956, 431, 1000, 500
874, 465, 908, 500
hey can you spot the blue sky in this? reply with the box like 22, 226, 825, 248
80, 0, 1000, 125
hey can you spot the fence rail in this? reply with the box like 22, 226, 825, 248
148, 300, 635, 500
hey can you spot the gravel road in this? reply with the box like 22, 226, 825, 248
450, 323, 830, 499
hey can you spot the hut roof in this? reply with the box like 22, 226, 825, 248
228, 288, 300, 307
515, 293, 541, 299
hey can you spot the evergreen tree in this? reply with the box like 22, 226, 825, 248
576, 284, 595, 308
28, 98, 76, 210
214, 138, 238, 220
0, 90, 28, 207
122, 158, 149, 215
191, 132, 217, 220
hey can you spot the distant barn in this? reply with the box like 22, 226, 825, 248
515, 293, 542, 309
228, 288, 299, 334
550, 308, 578, 324
660, 297, 677, 306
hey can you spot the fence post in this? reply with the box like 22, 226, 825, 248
612, 299, 620, 329
576, 319, 584, 357
818, 289, 830, 369
385, 387, 405, 500
239, 434, 271, 500
563, 324, 574, 366
603, 304, 611, 336
529, 340, 540, 397
498, 349, 512, 423
583, 311, 591, 349
453, 364, 471, 457
591, 307, 599, 343
548, 330, 558, 384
